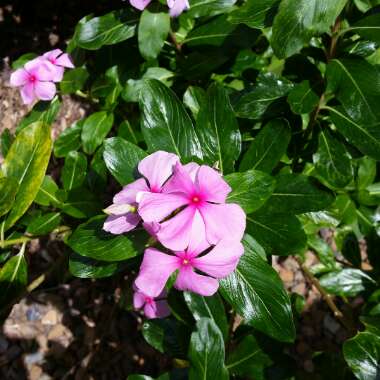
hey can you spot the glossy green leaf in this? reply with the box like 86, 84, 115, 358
60, 67, 89, 94
287, 80, 319, 115
0, 177, 18, 218
67, 215, 139, 262
357, 157, 377, 189
220, 235, 296, 341
0, 129, 13, 159
228, 0, 279, 29
183, 292, 228, 341
226, 335, 272, 379
239, 119, 291, 172
138, 10, 170, 60
103, 137, 147, 186
34, 176, 62, 207
60, 187, 101, 219
263, 173, 334, 215
343, 331, 380, 380
183, 86, 206, 119
234, 73, 293, 119
196, 83, 241, 173
81, 112, 114, 155
225, 169, 276, 213
327, 106, 380, 160
246, 212, 307, 255
61, 151, 87, 191
308, 235, 337, 270
353, 13, 380, 45
54, 120, 83, 158
187, 0, 236, 18
69, 252, 126, 279
76, 10, 136, 50
271, 0, 348, 58
2, 122, 52, 230
313, 129, 354, 189
0, 247, 27, 308
26, 212, 61, 236
320, 269, 375, 297
188, 318, 229, 380
139, 79, 203, 160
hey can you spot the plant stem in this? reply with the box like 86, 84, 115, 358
169, 31, 182, 52
295, 257, 355, 333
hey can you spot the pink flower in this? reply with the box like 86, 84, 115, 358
42, 49, 74, 82
167, 0, 190, 17
129, 0, 151, 10
133, 287, 170, 319
138, 163, 246, 250
10, 58, 57, 105
135, 232, 244, 297
103, 151, 179, 234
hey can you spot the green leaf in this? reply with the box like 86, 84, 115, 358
225, 169, 275, 213
228, 0, 279, 29
69, 252, 126, 279
327, 106, 380, 160
67, 215, 140, 262
246, 212, 307, 255
81, 112, 114, 155
60, 188, 101, 219
11, 53, 38, 69
54, 120, 83, 158
0, 247, 27, 308
188, 318, 229, 380
326, 58, 380, 123
183, 292, 228, 341
308, 235, 337, 270
239, 119, 291, 172
2, 122, 52, 230
353, 13, 380, 45
320, 269, 375, 297
187, 0, 236, 18
220, 235, 296, 341
226, 335, 272, 379
271, 0, 348, 58
138, 10, 170, 60
183, 86, 206, 119
103, 137, 147, 186
234, 73, 293, 119
60, 67, 89, 94
61, 151, 87, 191
34, 176, 62, 207
26, 212, 61, 235
0, 177, 18, 218
313, 129, 354, 189
139, 79, 203, 160
196, 83, 241, 173
287, 80, 319, 115
343, 332, 380, 380
76, 10, 136, 50
0, 129, 13, 159
357, 157, 377, 189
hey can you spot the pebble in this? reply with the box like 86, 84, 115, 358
42, 310, 59, 325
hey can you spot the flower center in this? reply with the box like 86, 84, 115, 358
190, 194, 202, 205
182, 259, 190, 265
145, 296, 153, 304
29, 74, 37, 83
50, 58, 56, 64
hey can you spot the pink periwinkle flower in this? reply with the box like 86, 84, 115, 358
103, 151, 179, 234
10, 58, 57, 105
42, 49, 75, 82
167, 0, 190, 17
133, 287, 170, 319
138, 163, 246, 251
135, 231, 244, 297
129, 0, 151, 10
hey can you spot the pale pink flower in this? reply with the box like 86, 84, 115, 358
167, 0, 190, 17
129, 0, 151, 10
133, 287, 170, 319
42, 49, 74, 82
135, 230, 244, 297
138, 163, 246, 250
103, 151, 179, 234
10, 58, 57, 105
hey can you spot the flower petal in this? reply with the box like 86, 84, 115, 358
144, 299, 171, 319
196, 165, 231, 203
129, 0, 152, 10
113, 178, 148, 204
10, 68, 28, 86
186, 209, 210, 256
135, 248, 179, 297
200, 203, 246, 245
20, 82, 36, 105
34, 81, 56, 101
43, 49, 62, 60
138, 151, 179, 191
133, 290, 146, 309
56, 53, 75, 68
138, 192, 188, 223
175, 266, 219, 296
167, 0, 190, 17
143, 221, 161, 238
49, 65, 65, 82
162, 162, 195, 196
157, 206, 197, 251
103, 213, 140, 234
184, 162, 200, 181
193, 239, 244, 278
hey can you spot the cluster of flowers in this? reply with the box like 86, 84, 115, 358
10, 49, 74, 105
130, 0, 189, 17
103, 151, 246, 319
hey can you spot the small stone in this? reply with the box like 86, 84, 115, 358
24, 351, 43, 365
293, 283, 307, 296
26, 305, 41, 321
280, 269, 294, 283
30, 365, 43, 380
41, 310, 58, 325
